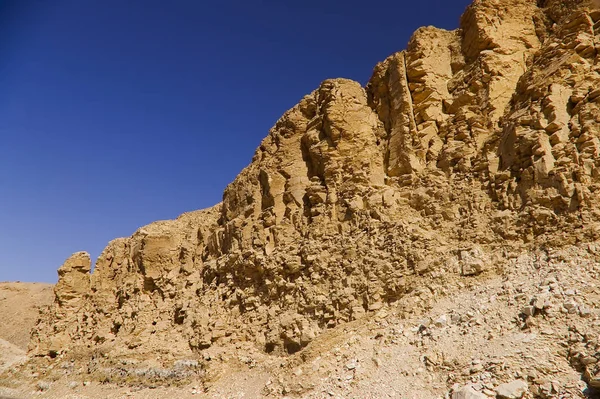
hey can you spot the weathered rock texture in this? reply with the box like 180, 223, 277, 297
31, 0, 600, 380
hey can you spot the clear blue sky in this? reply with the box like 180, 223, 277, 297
0, 0, 471, 283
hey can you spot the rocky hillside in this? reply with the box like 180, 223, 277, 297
0, 282, 53, 350
0, 283, 53, 375
17, 0, 600, 397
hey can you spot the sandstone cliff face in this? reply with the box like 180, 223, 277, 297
31, 0, 600, 370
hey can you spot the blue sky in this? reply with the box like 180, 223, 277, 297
0, 0, 472, 283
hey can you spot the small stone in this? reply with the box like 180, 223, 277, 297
460, 248, 487, 276
83, 381, 90, 386
36, 381, 51, 392
527, 370, 538, 380
522, 306, 535, 317
68, 381, 79, 389
470, 364, 484, 373
581, 356, 598, 366
533, 380, 553, 397
452, 384, 487, 399
588, 374, 600, 390
579, 306, 592, 318
496, 380, 528, 399
563, 301, 578, 314
532, 294, 550, 310
435, 314, 448, 327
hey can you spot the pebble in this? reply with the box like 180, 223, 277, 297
36, 381, 51, 392
452, 384, 487, 399
496, 380, 528, 399
581, 356, 598, 366
541, 327, 555, 335
470, 364, 484, 373
522, 306, 535, 317
435, 314, 448, 327
579, 306, 592, 318
563, 301, 578, 314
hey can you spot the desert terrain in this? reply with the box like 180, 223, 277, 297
4, 0, 600, 398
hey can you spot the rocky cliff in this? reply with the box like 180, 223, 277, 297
30, 0, 600, 389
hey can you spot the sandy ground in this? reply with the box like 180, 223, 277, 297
0, 282, 54, 350
0, 283, 53, 399
0, 339, 26, 373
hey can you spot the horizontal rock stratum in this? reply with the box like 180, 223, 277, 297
31, 0, 600, 373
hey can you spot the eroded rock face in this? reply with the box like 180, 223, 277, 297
32, 0, 600, 362
31, 252, 91, 355
55, 252, 91, 309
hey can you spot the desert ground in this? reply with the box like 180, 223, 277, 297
4, 0, 600, 398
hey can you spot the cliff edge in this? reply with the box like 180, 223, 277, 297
22, 0, 600, 396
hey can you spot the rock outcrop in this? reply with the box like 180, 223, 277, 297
30, 0, 600, 390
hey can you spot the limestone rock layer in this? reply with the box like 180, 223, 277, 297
32, 0, 600, 359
